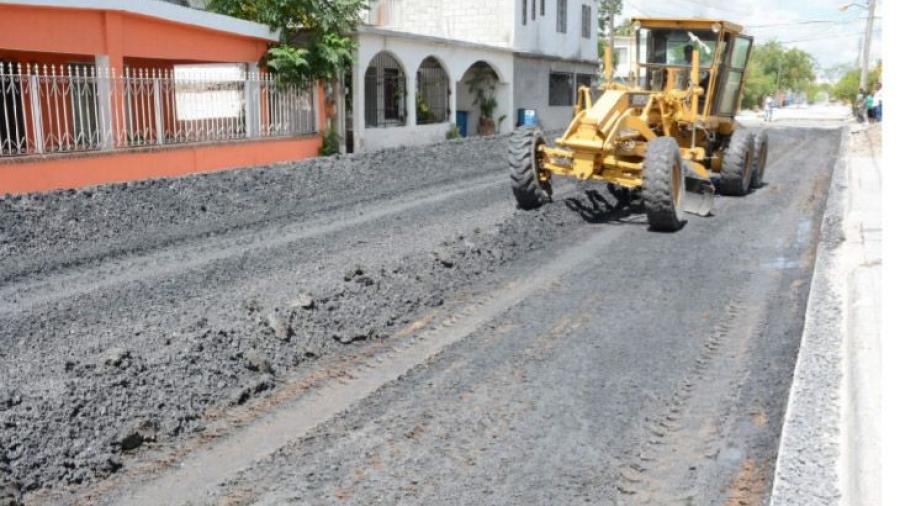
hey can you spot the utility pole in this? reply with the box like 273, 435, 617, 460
608, 10, 615, 52
860, 0, 876, 90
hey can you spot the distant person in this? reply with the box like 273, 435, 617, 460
865, 91, 876, 123
764, 95, 775, 122
874, 83, 883, 123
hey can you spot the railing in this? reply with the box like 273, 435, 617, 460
365, 0, 401, 28
0, 63, 317, 158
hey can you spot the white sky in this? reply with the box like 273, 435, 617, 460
621, 0, 882, 78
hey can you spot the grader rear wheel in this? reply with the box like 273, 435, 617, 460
720, 129, 755, 196
750, 130, 769, 188
643, 137, 686, 232
509, 127, 552, 209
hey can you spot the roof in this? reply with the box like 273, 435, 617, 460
0, 0, 279, 41
631, 17, 744, 34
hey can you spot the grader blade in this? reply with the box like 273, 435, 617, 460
683, 162, 715, 217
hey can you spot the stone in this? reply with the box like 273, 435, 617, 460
433, 248, 456, 268
266, 312, 292, 342
244, 350, 273, 374
344, 265, 364, 281
118, 419, 158, 451
292, 293, 315, 310
99, 347, 131, 368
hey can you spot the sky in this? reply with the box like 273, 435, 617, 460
621, 0, 882, 79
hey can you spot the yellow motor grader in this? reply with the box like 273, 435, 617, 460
509, 17, 768, 231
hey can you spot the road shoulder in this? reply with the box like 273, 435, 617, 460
770, 125, 881, 505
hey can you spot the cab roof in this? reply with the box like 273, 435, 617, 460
632, 17, 744, 34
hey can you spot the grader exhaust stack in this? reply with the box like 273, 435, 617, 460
509, 17, 768, 231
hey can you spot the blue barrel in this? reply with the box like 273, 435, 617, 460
517, 108, 537, 127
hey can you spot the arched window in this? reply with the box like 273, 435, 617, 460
364, 52, 406, 128
416, 57, 450, 125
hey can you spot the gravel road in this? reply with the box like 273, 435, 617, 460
0, 127, 840, 505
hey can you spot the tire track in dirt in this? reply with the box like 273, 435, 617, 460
614, 295, 766, 504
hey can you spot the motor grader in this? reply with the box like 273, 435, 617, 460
509, 17, 768, 231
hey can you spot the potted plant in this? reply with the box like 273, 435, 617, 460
465, 64, 499, 136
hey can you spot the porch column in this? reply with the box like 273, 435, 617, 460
448, 85, 457, 129
352, 54, 364, 152
405, 72, 416, 127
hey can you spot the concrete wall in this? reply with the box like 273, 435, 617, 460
352, 30, 515, 152
513, 54, 598, 130
0, 135, 323, 194
367, 0, 596, 62
513, 0, 598, 61
377, 0, 513, 48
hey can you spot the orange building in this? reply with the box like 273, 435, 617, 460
0, 0, 325, 194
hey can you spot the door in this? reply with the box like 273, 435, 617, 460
714, 35, 753, 116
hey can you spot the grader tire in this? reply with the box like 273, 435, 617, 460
750, 130, 769, 189
643, 137, 686, 232
720, 129, 755, 196
509, 127, 551, 209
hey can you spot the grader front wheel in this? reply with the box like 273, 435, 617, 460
509, 127, 552, 209
643, 137, 686, 232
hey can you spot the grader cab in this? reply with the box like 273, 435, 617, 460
509, 18, 769, 231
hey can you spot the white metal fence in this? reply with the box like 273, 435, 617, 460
0, 63, 318, 158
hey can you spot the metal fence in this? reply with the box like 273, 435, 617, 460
0, 63, 317, 158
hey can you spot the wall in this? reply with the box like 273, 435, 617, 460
512, 0, 598, 62
0, 135, 323, 194
0, 3, 271, 72
374, 0, 514, 48
352, 30, 515, 152
513, 54, 598, 130
358, 122, 449, 151
613, 35, 638, 79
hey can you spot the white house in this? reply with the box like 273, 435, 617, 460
611, 34, 638, 80
348, 0, 599, 152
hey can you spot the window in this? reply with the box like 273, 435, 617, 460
532, 0, 536, 20
522, 0, 527, 25
541, 0, 545, 15
556, 0, 567, 33
416, 57, 450, 124
364, 52, 407, 127
549, 72, 573, 106
716, 35, 753, 116
575, 73, 593, 91
581, 4, 591, 38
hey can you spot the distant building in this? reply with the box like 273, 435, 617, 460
611, 34, 638, 81
347, 0, 599, 152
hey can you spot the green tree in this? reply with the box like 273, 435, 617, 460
596, 0, 625, 79
207, 0, 366, 83
741, 41, 816, 109
831, 60, 882, 103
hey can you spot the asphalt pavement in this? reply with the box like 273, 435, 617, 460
0, 127, 842, 505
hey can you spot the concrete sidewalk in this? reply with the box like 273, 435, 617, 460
770, 125, 881, 506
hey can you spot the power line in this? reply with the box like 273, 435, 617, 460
747, 17, 873, 29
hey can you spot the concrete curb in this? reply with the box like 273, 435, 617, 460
770, 128, 850, 506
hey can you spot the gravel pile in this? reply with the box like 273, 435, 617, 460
0, 136, 505, 283
0, 133, 605, 497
